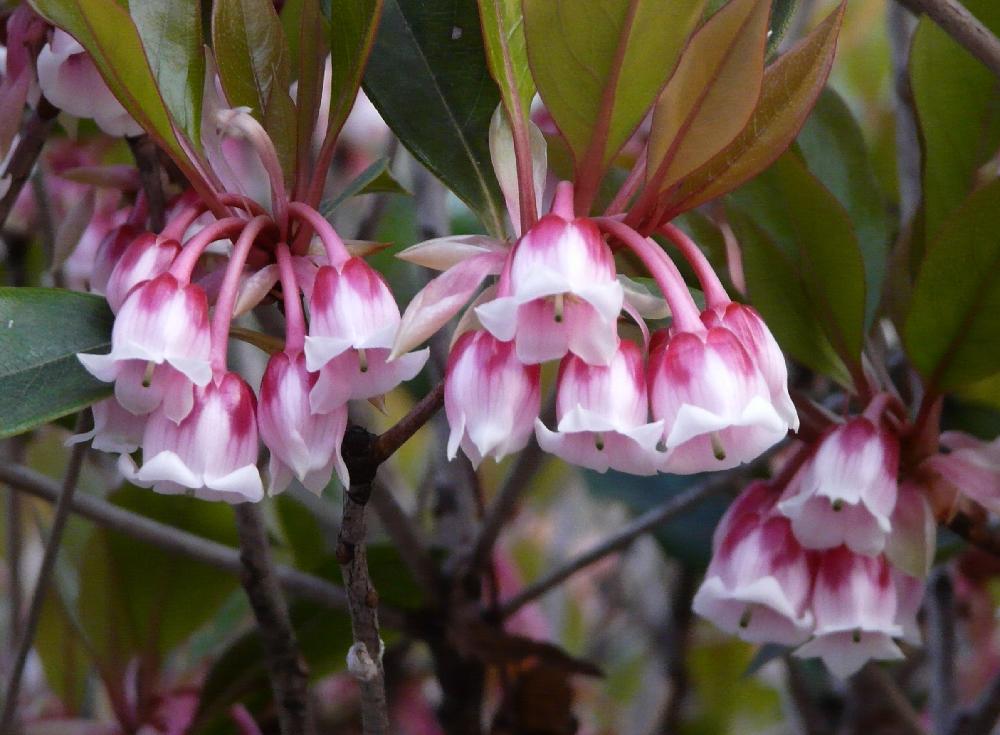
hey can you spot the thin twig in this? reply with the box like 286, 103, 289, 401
467, 439, 547, 573
658, 566, 697, 734
370, 470, 441, 598
855, 663, 926, 735
500, 477, 727, 618
0, 100, 58, 232
371, 380, 444, 463
784, 657, 834, 735
926, 567, 957, 732
0, 413, 88, 735
949, 668, 1000, 734
339, 427, 390, 735
888, 0, 922, 228
896, 0, 1000, 80
0, 463, 408, 627
234, 504, 316, 735
127, 135, 166, 233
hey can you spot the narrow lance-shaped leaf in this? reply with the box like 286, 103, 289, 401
327, 0, 383, 141
363, 0, 506, 236
478, 0, 534, 116
905, 179, 1000, 391
661, 0, 845, 217
0, 288, 113, 438
282, 0, 330, 186
647, 0, 770, 194
212, 0, 297, 181
489, 104, 547, 236
523, 0, 705, 205
130, 0, 205, 150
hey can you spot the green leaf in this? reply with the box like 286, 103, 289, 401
910, 0, 1000, 243
363, 0, 506, 235
130, 0, 205, 149
766, 0, 797, 55
905, 179, 1000, 391
0, 288, 112, 438
282, 0, 330, 179
30, 0, 192, 166
647, 0, 770, 194
478, 0, 534, 117
275, 493, 329, 571
36, 589, 91, 713
797, 88, 891, 328
523, 0, 704, 191
728, 153, 866, 383
663, 1, 845, 216
212, 0, 297, 180
319, 157, 411, 217
326, 0, 383, 141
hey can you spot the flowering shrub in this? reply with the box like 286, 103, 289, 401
2, 0, 1000, 732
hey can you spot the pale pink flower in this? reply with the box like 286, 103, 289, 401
445, 330, 540, 467
304, 258, 428, 411
67, 397, 145, 454
535, 340, 663, 475
924, 431, 1000, 514
104, 233, 181, 313
778, 418, 899, 557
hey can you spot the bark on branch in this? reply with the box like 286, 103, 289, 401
897, 0, 1000, 80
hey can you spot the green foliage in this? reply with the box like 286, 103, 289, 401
905, 179, 1000, 391
910, 0, 1000, 244
728, 153, 866, 385
281, 0, 330, 175
326, 0, 383, 141
797, 88, 891, 328
319, 157, 411, 217
478, 0, 534, 119
0, 288, 112, 438
364, 0, 506, 235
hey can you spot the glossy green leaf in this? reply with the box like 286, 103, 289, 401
0, 288, 112, 438
663, 1, 845, 216
319, 156, 410, 217
77, 487, 239, 667
130, 0, 204, 149
905, 179, 1000, 390
212, 0, 297, 179
728, 153, 866, 383
478, 0, 534, 118
30, 0, 191, 165
326, 0, 383, 141
910, 0, 1000, 243
282, 0, 329, 179
524, 0, 703, 178
364, 0, 506, 235
797, 88, 891, 328
647, 0, 770, 193
766, 0, 797, 54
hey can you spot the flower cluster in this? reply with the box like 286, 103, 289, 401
443, 182, 797, 477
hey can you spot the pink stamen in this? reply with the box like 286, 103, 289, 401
594, 217, 704, 334
210, 216, 273, 374
287, 201, 351, 267
275, 242, 305, 354
659, 223, 730, 309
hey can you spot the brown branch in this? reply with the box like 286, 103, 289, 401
339, 427, 390, 735
854, 663, 926, 735
127, 135, 166, 233
926, 567, 957, 732
0, 413, 87, 735
370, 471, 442, 598
371, 380, 444, 463
949, 668, 1000, 734
234, 504, 316, 735
0, 99, 57, 232
0, 463, 413, 627
500, 476, 728, 618
896, 0, 1000, 80
946, 510, 1000, 557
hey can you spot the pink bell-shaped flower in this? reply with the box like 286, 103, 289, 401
105, 233, 182, 313
475, 210, 624, 366
304, 258, 428, 412
702, 302, 798, 431
90, 223, 142, 296
778, 418, 899, 557
121, 372, 263, 504
924, 431, 1000, 514
535, 340, 663, 475
445, 330, 541, 467
258, 351, 349, 495
67, 397, 145, 455
794, 548, 905, 678
649, 327, 789, 474
36, 29, 142, 137
693, 482, 816, 646
77, 273, 213, 422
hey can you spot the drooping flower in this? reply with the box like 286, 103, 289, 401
304, 257, 428, 412
258, 351, 348, 495
36, 29, 142, 137
88, 222, 143, 297
67, 397, 145, 455
104, 233, 182, 313
794, 547, 905, 679
924, 431, 1000, 514
121, 372, 263, 504
693, 482, 816, 645
778, 417, 899, 557
649, 327, 789, 474
475, 200, 624, 366
535, 340, 663, 475
445, 330, 540, 467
